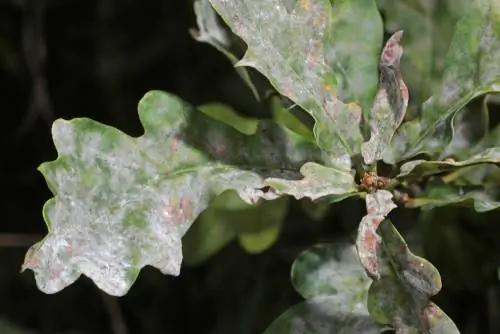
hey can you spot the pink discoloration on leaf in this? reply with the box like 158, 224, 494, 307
361, 30, 409, 164
356, 190, 396, 279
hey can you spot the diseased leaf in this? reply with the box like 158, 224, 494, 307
361, 31, 409, 164
291, 243, 370, 303
208, 0, 383, 166
404, 0, 500, 159
439, 98, 490, 160
382, 119, 420, 165
406, 182, 500, 212
264, 162, 357, 201
397, 147, 500, 180
263, 295, 380, 334
367, 220, 458, 333
183, 191, 288, 264
191, 0, 260, 100
23, 91, 325, 296
377, 0, 466, 105
356, 190, 397, 279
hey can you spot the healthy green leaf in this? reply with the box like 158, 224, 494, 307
291, 243, 370, 302
183, 191, 288, 265
263, 295, 380, 334
208, 0, 383, 166
198, 103, 259, 135
397, 147, 500, 180
191, 0, 260, 100
300, 198, 330, 221
361, 31, 409, 164
366, 220, 458, 333
270, 95, 314, 142
264, 162, 357, 201
404, 0, 500, 159
23, 91, 325, 296
237, 196, 288, 254
406, 182, 500, 212
356, 190, 396, 279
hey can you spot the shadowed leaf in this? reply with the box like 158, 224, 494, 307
366, 220, 458, 333
191, 0, 260, 100
208, 0, 383, 166
406, 182, 500, 212
263, 295, 380, 334
403, 0, 500, 159
397, 147, 500, 180
23, 91, 326, 296
361, 31, 409, 164
291, 243, 370, 303
183, 191, 288, 265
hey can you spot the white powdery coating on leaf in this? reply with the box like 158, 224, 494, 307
27, 91, 321, 296
356, 190, 397, 279
209, 0, 362, 163
264, 162, 356, 200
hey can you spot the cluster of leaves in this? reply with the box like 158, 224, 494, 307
22, 0, 500, 332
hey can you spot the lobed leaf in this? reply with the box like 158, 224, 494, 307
403, 0, 500, 159
396, 147, 500, 180
366, 220, 458, 333
361, 31, 409, 164
208, 0, 383, 166
291, 243, 370, 301
23, 91, 327, 296
356, 190, 396, 279
263, 295, 380, 334
406, 182, 500, 212
264, 162, 357, 201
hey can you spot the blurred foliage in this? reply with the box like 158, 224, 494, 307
2, 0, 500, 333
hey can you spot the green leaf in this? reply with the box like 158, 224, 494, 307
439, 98, 490, 160
270, 96, 314, 142
404, 0, 500, 159
197, 103, 259, 135
23, 91, 325, 296
183, 191, 288, 265
396, 147, 500, 180
377, 0, 464, 105
263, 295, 381, 334
382, 119, 420, 165
291, 243, 370, 302
237, 196, 288, 253
361, 31, 409, 164
208, 0, 383, 166
406, 182, 500, 212
356, 190, 396, 279
191, 0, 260, 100
366, 220, 458, 333
264, 162, 357, 201
300, 198, 330, 221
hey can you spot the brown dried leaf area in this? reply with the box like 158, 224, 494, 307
356, 190, 397, 279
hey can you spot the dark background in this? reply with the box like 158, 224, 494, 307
0, 0, 499, 333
